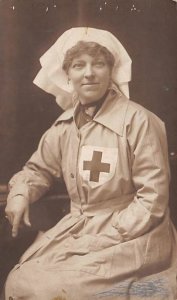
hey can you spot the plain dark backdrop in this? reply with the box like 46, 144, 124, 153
0, 0, 177, 214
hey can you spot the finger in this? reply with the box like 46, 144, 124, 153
23, 208, 31, 227
12, 214, 22, 237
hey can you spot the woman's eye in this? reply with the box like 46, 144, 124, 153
94, 61, 105, 67
72, 63, 84, 69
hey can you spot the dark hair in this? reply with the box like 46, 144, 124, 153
62, 41, 115, 74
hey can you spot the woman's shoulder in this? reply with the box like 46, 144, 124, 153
39, 107, 74, 143
53, 107, 74, 126
126, 98, 164, 126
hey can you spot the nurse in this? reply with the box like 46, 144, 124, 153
4, 28, 177, 300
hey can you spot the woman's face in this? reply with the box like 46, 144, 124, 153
68, 53, 112, 106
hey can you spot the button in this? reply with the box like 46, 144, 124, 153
72, 234, 79, 238
70, 173, 74, 178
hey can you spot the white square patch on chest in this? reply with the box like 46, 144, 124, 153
79, 145, 118, 188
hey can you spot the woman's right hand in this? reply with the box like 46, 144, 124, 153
5, 195, 31, 237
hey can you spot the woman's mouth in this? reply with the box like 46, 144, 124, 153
82, 82, 99, 86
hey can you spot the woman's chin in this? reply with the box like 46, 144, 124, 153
79, 92, 105, 106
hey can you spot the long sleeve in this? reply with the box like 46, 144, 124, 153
113, 108, 170, 240
8, 125, 62, 203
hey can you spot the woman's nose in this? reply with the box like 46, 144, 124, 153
84, 64, 94, 78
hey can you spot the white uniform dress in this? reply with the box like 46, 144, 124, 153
5, 89, 177, 300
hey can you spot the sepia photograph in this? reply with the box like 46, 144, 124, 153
0, 0, 177, 299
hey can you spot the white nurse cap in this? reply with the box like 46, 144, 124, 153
33, 27, 132, 110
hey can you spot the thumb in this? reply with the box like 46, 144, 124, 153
23, 207, 31, 227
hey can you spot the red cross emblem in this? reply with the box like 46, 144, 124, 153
79, 145, 118, 188
83, 151, 110, 182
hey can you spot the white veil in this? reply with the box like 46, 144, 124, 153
33, 27, 132, 110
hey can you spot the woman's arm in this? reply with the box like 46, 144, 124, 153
5, 125, 62, 237
113, 108, 170, 240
